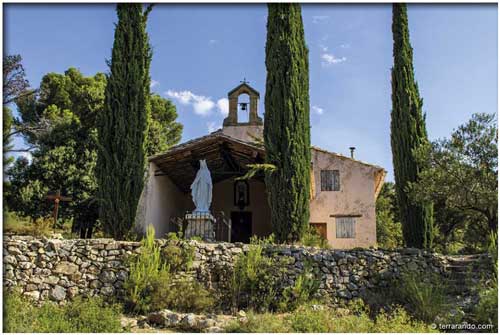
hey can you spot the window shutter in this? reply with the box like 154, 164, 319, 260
320, 170, 340, 191
336, 217, 355, 238
333, 170, 340, 191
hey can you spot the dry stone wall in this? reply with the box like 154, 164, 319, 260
3, 235, 491, 305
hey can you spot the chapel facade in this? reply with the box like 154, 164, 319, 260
138, 82, 386, 249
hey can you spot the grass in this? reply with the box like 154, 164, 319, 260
3, 290, 123, 333
224, 301, 436, 333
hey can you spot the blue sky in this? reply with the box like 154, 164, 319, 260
4, 3, 498, 181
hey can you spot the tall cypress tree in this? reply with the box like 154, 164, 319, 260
391, 3, 433, 249
264, 3, 311, 243
96, 4, 152, 239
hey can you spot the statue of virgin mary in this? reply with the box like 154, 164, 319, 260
190, 159, 212, 214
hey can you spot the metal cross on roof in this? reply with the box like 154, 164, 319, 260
240, 78, 249, 84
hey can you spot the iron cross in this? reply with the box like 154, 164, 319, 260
45, 189, 72, 230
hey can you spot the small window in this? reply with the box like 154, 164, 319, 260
310, 222, 327, 239
336, 217, 355, 238
320, 170, 340, 191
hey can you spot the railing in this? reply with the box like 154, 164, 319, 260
169, 211, 232, 242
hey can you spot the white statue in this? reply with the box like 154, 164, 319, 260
190, 159, 212, 214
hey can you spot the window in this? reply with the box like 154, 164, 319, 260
310, 222, 327, 239
320, 170, 340, 191
336, 217, 355, 238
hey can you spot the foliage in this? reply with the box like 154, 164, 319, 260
225, 301, 436, 333
410, 113, 498, 251
124, 225, 168, 314
3, 291, 123, 333
124, 226, 213, 314
264, 3, 311, 243
5, 66, 182, 237
96, 4, 153, 239
231, 236, 287, 312
236, 163, 276, 181
150, 272, 214, 313
299, 224, 330, 249
3, 212, 55, 237
161, 235, 195, 272
474, 285, 498, 331
394, 271, 450, 323
3, 54, 36, 166
278, 262, 321, 312
147, 94, 182, 156
391, 3, 434, 249
5, 68, 105, 237
376, 182, 404, 249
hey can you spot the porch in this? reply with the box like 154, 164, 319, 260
141, 132, 272, 242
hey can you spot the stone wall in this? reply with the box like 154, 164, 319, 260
3, 235, 492, 305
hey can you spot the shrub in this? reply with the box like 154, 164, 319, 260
161, 234, 194, 272
125, 226, 213, 314
224, 302, 436, 333
123, 225, 169, 314
3, 291, 123, 333
231, 237, 288, 312
150, 272, 213, 313
3, 212, 53, 237
299, 224, 330, 249
278, 262, 321, 312
394, 271, 450, 323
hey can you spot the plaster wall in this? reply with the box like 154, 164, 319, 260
310, 149, 378, 249
222, 125, 263, 143
139, 162, 190, 238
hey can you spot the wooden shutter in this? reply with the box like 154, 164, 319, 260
336, 217, 355, 238
320, 170, 340, 191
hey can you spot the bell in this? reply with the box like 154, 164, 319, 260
239, 102, 248, 111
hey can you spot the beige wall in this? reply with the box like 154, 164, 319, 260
211, 177, 272, 238
310, 149, 379, 249
138, 162, 190, 238
222, 125, 263, 143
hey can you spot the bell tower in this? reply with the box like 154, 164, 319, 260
222, 80, 263, 142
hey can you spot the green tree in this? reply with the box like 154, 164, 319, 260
147, 94, 182, 156
2, 55, 36, 167
390, 3, 433, 249
410, 113, 497, 251
5, 68, 105, 234
264, 3, 311, 242
96, 4, 153, 239
376, 182, 404, 249
5, 67, 181, 237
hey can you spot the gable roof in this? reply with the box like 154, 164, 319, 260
227, 82, 260, 98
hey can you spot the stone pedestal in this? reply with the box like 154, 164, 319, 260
184, 213, 215, 242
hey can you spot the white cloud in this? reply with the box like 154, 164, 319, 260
319, 44, 329, 52
321, 53, 347, 66
208, 39, 218, 45
312, 15, 329, 24
150, 80, 159, 88
166, 90, 215, 116
340, 43, 351, 49
207, 121, 219, 133
216, 98, 229, 116
312, 105, 324, 115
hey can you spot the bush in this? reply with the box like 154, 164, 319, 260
3, 291, 123, 333
124, 227, 213, 314
299, 225, 330, 249
161, 234, 194, 272
394, 271, 450, 323
278, 262, 321, 312
3, 212, 53, 237
231, 236, 288, 312
150, 272, 213, 313
123, 225, 169, 314
224, 302, 436, 333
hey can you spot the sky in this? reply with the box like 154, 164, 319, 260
4, 3, 498, 181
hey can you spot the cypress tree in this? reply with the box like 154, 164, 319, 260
96, 4, 152, 239
264, 3, 311, 243
391, 3, 433, 249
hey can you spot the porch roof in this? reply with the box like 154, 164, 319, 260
148, 131, 266, 193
